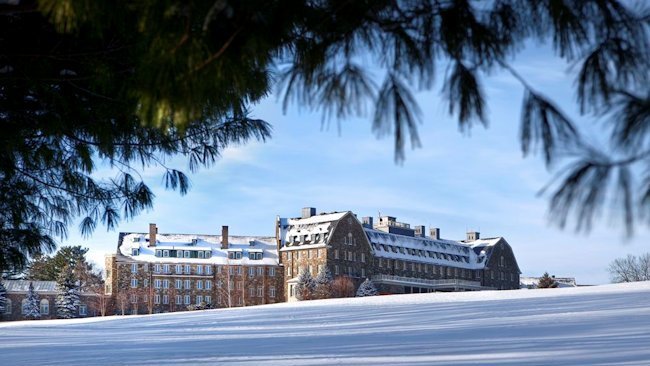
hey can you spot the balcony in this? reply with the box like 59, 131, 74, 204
372, 274, 490, 291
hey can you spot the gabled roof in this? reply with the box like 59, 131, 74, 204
278, 211, 350, 251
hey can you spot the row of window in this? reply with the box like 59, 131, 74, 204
488, 270, 517, 282
152, 249, 213, 259
9, 299, 87, 316
130, 287, 277, 305
378, 258, 478, 279
372, 243, 470, 263
227, 251, 264, 260
333, 249, 366, 263
289, 232, 329, 245
130, 278, 213, 290
130, 263, 276, 276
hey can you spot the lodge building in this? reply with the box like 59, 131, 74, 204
105, 207, 521, 314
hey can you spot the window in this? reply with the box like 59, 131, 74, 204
197, 265, 203, 275
131, 248, 139, 256
154, 295, 161, 304
197, 280, 203, 290
41, 299, 50, 315
335, 265, 339, 275
256, 267, 263, 276
184, 251, 190, 258
249, 287, 255, 298
269, 267, 275, 276
130, 294, 137, 303
205, 296, 212, 304
249, 267, 255, 277
3, 299, 11, 314
154, 279, 161, 289
144, 279, 149, 288
131, 278, 138, 288
21, 299, 29, 315
361, 253, 366, 263
361, 268, 366, 278
175, 279, 182, 289
198, 251, 204, 259
155, 249, 162, 257
491, 271, 495, 280
511, 273, 515, 282
236, 281, 242, 290
154, 264, 161, 273
334, 249, 339, 259
130, 263, 137, 273
176, 295, 182, 305
206, 251, 212, 259
176, 265, 183, 274
163, 295, 169, 305
79, 304, 87, 316
185, 265, 191, 274
184, 295, 191, 305
237, 267, 242, 275
500, 256, 505, 266
269, 287, 276, 298
163, 264, 170, 273
196, 295, 203, 305
257, 286, 263, 297
205, 280, 212, 290
163, 279, 169, 289
163, 250, 169, 257
205, 265, 212, 275
184, 280, 191, 289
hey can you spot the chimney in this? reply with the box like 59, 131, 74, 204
466, 231, 480, 241
414, 225, 426, 238
301, 207, 316, 219
362, 216, 374, 228
148, 223, 157, 247
430, 227, 440, 240
221, 225, 229, 250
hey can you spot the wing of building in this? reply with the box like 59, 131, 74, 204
276, 208, 521, 301
105, 224, 284, 315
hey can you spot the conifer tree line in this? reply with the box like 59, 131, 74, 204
1, 1, 649, 272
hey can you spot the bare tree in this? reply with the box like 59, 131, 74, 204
608, 254, 650, 283
116, 291, 128, 316
215, 263, 233, 308
331, 276, 355, 298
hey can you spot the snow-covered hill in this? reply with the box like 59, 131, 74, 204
2, 282, 649, 365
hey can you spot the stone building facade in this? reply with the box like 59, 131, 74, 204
106, 224, 284, 315
1, 280, 97, 321
276, 208, 521, 300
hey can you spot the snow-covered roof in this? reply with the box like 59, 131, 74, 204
118, 233, 279, 266
3, 280, 58, 293
365, 228, 485, 269
278, 211, 349, 251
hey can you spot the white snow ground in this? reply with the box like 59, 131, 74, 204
1, 282, 649, 365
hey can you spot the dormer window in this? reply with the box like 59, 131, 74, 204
198, 251, 204, 259
205, 251, 212, 258
248, 252, 263, 260
155, 250, 162, 257
131, 249, 139, 256
184, 251, 190, 258
163, 250, 169, 257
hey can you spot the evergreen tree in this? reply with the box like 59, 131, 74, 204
314, 267, 334, 300
23, 282, 41, 319
356, 279, 378, 297
537, 272, 559, 289
1, 1, 649, 274
295, 269, 316, 301
56, 265, 80, 319
0, 281, 6, 314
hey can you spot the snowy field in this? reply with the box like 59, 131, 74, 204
1, 282, 650, 366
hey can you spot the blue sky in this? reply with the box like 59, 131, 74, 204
62, 45, 649, 285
